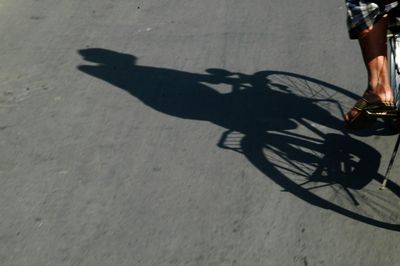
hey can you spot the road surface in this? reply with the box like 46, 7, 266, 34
1, 0, 400, 265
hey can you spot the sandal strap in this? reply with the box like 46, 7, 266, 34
354, 98, 368, 111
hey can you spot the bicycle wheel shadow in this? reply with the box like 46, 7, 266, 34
77, 48, 400, 231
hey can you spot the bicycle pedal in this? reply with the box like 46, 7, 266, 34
365, 110, 399, 118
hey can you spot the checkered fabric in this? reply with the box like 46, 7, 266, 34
346, 0, 400, 39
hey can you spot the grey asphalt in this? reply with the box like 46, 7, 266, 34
1, 0, 400, 265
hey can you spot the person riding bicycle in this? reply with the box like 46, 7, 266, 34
345, 0, 400, 128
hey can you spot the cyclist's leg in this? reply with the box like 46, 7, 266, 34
345, 15, 394, 123
359, 15, 392, 98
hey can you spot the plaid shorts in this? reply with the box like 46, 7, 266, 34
346, 0, 400, 39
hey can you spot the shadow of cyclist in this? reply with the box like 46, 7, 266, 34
77, 48, 400, 231
77, 48, 348, 132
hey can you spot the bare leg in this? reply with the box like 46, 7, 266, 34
345, 15, 394, 123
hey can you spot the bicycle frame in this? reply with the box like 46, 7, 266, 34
388, 32, 400, 110
379, 31, 400, 190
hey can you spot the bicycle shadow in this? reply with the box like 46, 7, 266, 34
77, 48, 400, 231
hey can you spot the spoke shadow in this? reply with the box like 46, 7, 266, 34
77, 48, 400, 231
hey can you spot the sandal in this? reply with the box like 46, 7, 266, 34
344, 98, 396, 129
363, 99, 397, 118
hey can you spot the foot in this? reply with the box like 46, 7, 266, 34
344, 86, 394, 125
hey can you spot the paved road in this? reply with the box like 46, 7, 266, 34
1, 0, 400, 265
